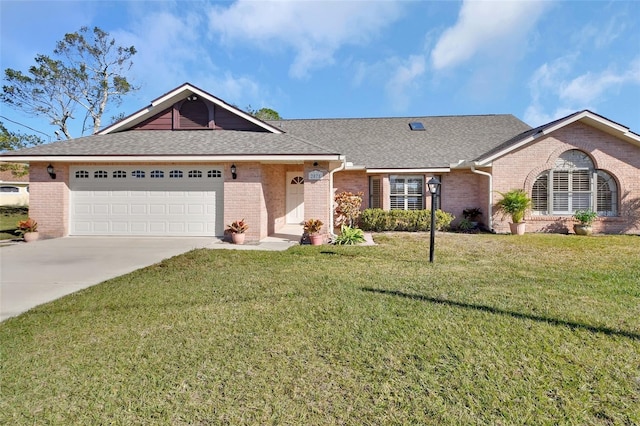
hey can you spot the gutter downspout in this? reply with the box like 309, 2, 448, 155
471, 165, 494, 232
328, 157, 347, 237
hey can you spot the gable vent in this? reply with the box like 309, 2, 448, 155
409, 121, 425, 131
179, 99, 209, 129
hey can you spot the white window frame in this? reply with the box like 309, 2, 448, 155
532, 150, 617, 216
389, 175, 424, 210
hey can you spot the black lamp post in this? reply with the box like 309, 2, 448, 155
427, 177, 441, 263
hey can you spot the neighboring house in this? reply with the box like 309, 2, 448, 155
0, 83, 638, 240
0, 168, 29, 207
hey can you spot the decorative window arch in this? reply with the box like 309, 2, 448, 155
532, 150, 617, 216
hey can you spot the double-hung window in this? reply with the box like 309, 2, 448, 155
390, 175, 424, 210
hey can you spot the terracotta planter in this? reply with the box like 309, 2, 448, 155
23, 232, 39, 242
574, 224, 592, 236
309, 234, 323, 246
231, 233, 246, 245
509, 222, 526, 235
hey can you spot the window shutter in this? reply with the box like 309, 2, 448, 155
532, 173, 548, 213
596, 172, 616, 215
370, 177, 382, 209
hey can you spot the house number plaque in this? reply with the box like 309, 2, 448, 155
308, 170, 324, 181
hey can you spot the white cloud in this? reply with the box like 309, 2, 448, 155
560, 60, 640, 104
385, 55, 427, 111
431, 0, 550, 70
206, 0, 403, 78
113, 9, 268, 111
524, 57, 640, 126
573, 15, 626, 49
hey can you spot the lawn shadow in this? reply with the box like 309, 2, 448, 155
362, 287, 640, 341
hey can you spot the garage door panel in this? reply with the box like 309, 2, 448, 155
94, 204, 110, 215
111, 204, 128, 215
149, 222, 166, 233
93, 222, 110, 233
168, 204, 185, 215
70, 166, 223, 236
112, 222, 129, 233
168, 223, 186, 233
131, 223, 148, 233
130, 204, 147, 215
187, 223, 205, 232
148, 204, 166, 215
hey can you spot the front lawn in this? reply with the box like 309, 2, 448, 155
1, 233, 639, 424
0, 206, 28, 240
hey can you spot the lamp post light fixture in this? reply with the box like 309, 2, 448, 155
427, 177, 441, 263
46, 164, 56, 180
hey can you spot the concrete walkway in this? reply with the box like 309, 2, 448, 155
0, 229, 301, 322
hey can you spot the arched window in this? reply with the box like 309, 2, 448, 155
532, 150, 617, 216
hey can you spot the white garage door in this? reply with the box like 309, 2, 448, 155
70, 166, 224, 236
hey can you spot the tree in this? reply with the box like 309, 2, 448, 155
246, 106, 282, 120
0, 122, 44, 176
1, 26, 137, 139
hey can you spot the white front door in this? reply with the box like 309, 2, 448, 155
286, 172, 304, 224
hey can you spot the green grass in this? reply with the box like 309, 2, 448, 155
1, 233, 639, 424
0, 206, 28, 240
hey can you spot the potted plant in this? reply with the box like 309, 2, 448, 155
303, 218, 324, 245
573, 210, 597, 236
226, 219, 248, 244
496, 189, 532, 235
17, 218, 39, 242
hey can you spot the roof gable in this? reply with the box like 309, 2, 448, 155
98, 83, 283, 135
475, 110, 640, 165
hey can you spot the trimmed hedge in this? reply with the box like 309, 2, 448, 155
360, 208, 455, 232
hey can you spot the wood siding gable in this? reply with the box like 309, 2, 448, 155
131, 99, 267, 132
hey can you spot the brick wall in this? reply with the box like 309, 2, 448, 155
223, 162, 265, 241
492, 122, 640, 234
304, 162, 331, 240
440, 170, 484, 226
29, 162, 69, 238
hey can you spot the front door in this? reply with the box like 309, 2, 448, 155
286, 172, 304, 224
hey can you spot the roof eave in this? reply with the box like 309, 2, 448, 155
98, 83, 283, 135
476, 110, 640, 165
0, 154, 343, 163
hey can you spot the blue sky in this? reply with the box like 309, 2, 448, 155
1, 0, 639, 141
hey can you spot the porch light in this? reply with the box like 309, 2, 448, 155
427, 177, 441, 263
231, 164, 237, 180
47, 164, 56, 180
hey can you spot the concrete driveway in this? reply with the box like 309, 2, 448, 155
0, 237, 216, 322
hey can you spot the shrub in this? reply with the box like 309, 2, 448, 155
334, 191, 364, 228
360, 209, 454, 232
333, 225, 366, 245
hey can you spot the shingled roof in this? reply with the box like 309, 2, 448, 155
269, 114, 531, 169
0, 130, 338, 157
1, 114, 531, 169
